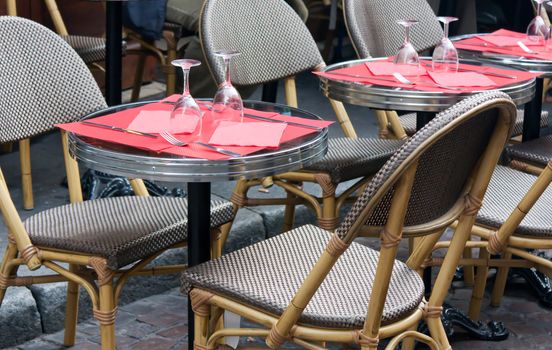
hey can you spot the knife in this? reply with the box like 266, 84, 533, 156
244, 114, 322, 130
81, 121, 158, 138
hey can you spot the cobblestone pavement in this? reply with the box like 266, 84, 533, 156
10, 275, 552, 350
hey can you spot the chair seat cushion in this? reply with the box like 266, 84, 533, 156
61, 35, 127, 64
402, 110, 549, 137
477, 166, 552, 237
505, 134, 552, 167
25, 196, 234, 269
183, 225, 424, 328
305, 138, 405, 183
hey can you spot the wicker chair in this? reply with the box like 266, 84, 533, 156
504, 135, 552, 175
182, 91, 517, 350
200, 0, 405, 232
4, 0, 127, 209
343, 0, 549, 140
0, 16, 234, 349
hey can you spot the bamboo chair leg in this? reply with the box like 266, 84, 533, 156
491, 251, 512, 307
131, 49, 147, 102
463, 245, 475, 286
98, 281, 116, 350
468, 248, 489, 321
401, 324, 418, 350
386, 110, 408, 140
374, 110, 390, 139
328, 98, 357, 138
165, 45, 177, 96
283, 191, 297, 232
0, 241, 19, 307
63, 264, 80, 346
19, 139, 34, 210
320, 194, 338, 231
194, 309, 210, 349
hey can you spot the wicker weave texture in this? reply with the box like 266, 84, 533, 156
336, 91, 515, 238
506, 134, 552, 167
25, 197, 234, 269
183, 225, 424, 328
344, 0, 444, 58
62, 35, 127, 64
0, 17, 106, 143
477, 165, 552, 237
306, 138, 405, 183
402, 110, 548, 137
200, 0, 323, 86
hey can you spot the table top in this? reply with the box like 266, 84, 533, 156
319, 57, 536, 112
453, 33, 552, 77
69, 100, 328, 183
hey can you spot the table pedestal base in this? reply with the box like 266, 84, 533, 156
511, 267, 552, 308
80, 170, 186, 199
419, 303, 509, 341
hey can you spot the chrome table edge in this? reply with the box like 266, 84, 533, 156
319, 57, 536, 112
69, 101, 329, 183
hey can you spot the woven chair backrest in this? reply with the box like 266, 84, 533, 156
200, 0, 323, 86
343, 0, 444, 58
0, 16, 106, 143
336, 91, 517, 241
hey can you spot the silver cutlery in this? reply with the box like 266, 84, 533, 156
81, 121, 158, 138
159, 131, 241, 157
244, 113, 322, 130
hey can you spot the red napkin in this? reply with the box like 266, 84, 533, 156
128, 110, 199, 134
365, 61, 427, 76
428, 71, 497, 87
209, 121, 287, 147
476, 35, 542, 47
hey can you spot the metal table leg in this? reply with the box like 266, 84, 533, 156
522, 77, 544, 142
187, 182, 211, 349
105, 1, 123, 106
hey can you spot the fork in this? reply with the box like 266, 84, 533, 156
160, 131, 241, 157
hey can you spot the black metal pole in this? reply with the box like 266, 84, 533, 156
261, 81, 279, 103
187, 182, 211, 349
522, 77, 544, 142
105, 1, 123, 106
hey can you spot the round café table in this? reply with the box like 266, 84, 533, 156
318, 57, 537, 342
319, 57, 536, 131
454, 33, 552, 142
69, 100, 329, 348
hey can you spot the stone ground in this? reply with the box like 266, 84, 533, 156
1, 52, 552, 349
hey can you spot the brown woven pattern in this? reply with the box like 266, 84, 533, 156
61, 35, 127, 64
402, 110, 548, 137
477, 166, 552, 237
305, 138, 405, 183
200, 0, 323, 86
336, 91, 513, 238
506, 134, 552, 167
0, 17, 106, 143
25, 197, 234, 269
182, 225, 424, 328
343, 0, 443, 58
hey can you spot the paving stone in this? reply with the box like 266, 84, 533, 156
15, 339, 63, 350
130, 336, 177, 350
156, 324, 188, 338
0, 287, 43, 348
222, 207, 266, 253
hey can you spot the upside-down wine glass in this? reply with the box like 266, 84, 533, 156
170, 59, 203, 136
213, 50, 244, 122
432, 16, 459, 72
394, 20, 420, 67
527, 0, 549, 44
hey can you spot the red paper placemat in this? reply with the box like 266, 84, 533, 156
57, 99, 333, 160
455, 29, 552, 61
315, 58, 539, 93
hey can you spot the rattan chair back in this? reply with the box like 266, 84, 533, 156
0, 16, 106, 143
343, 0, 443, 58
200, 0, 323, 86
336, 91, 517, 242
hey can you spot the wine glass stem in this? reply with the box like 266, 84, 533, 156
444, 21, 449, 39
537, 3, 542, 18
181, 67, 191, 97
224, 57, 231, 85
405, 26, 411, 44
